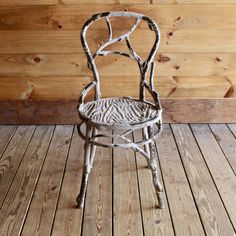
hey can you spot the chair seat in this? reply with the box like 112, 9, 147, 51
78, 97, 161, 128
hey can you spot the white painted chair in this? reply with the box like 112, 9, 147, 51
77, 11, 163, 209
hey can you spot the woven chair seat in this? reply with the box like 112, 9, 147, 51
79, 97, 161, 128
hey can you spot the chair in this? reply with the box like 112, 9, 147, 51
76, 11, 163, 209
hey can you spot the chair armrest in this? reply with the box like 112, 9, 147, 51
78, 81, 96, 107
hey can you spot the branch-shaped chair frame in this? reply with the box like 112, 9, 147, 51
77, 11, 164, 209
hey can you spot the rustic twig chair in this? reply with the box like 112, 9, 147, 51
77, 11, 163, 209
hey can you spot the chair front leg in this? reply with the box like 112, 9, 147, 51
147, 125, 164, 209
89, 127, 98, 168
76, 124, 93, 209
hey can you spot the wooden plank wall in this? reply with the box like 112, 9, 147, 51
0, 1, 236, 123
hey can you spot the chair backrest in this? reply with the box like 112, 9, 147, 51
81, 11, 161, 101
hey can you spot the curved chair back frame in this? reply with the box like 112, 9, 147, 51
80, 11, 161, 101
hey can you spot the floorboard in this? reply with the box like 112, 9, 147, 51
0, 126, 54, 236
82, 136, 113, 236
133, 129, 175, 236
21, 125, 73, 236
113, 133, 143, 236
157, 124, 205, 236
172, 124, 235, 235
191, 124, 236, 231
209, 124, 236, 175
51, 128, 84, 236
0, 126, 35, 207
228, 124, 236, 136
0, 125, 17, 157
0, 124, 235, 236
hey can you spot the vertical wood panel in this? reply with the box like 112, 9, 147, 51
0, 125, 54, 236
209, 124, 236, 174
113, 134, 143, 236
21, 125, 73, 235
0, 125, 17, 157
172, 124, 235, 235
0, 126, 35, 206
134, 130, 175, 236
51, 129, 84, 236
157, 124, 205, 235
82, 136, 113, 236
191, 124, 236, 229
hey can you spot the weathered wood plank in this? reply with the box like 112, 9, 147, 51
0, 99, 81, 125
0, 0, 148, 6
134, 130, 175, 236
66, 0, 236, 3
0, 0, 234, 5
1, 5, 236, 30
82, 136, 112, 236
0, 76, 92, 100
0, 123, 235, 234
113, 134, 143, 236
0, 0, 56, 5
0, 125, 17, 157
0, 125, 35, 206
228, 124, 236, 136
167, 76, 232, 98
51, 128, 83, 236
191, 124, 236, 229
152, 0, 236, 3
209, 124, 236, 175
162, 99, 236, 123
172, 124, 235, 235
0, 76, 232, 99
21, 125, 73, 236
0, 29, 236, 54
0, 76, 173, 99
0, 125, 54, 236
157, 124, 205, 235
155, 54, 236, 77
1, 99, 236, 124
228, 76, 236, 97
1, 54, 236, 77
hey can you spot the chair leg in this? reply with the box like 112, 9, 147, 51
89, 127, 98, 168
142, 127, 151, 169
147, 125, 164, 209
76, 125, 93, 209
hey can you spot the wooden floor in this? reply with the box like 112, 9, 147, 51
0, 124, 236, 236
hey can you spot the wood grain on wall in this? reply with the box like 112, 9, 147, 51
0, 2, 235, 123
